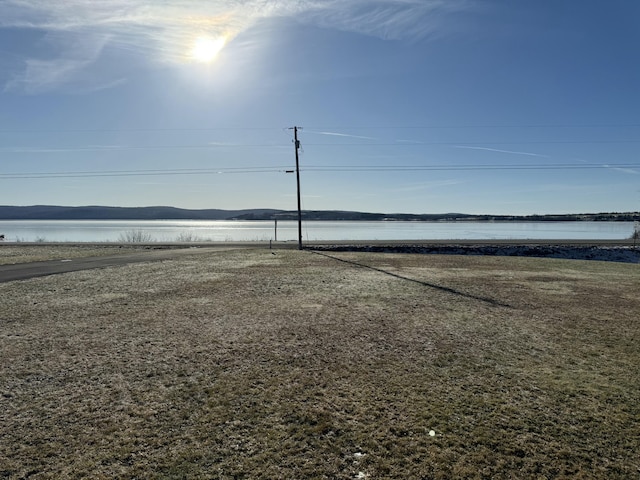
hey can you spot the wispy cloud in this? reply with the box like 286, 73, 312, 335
4, 145, 124, 153
208, 141, 241, 146
391, 179, 466, 193
300, 0, 472, 41
453, 145, 549, 158
603, 165, 640, 175
1, 0, 471, 92
576, 158, 640, 175
305, 130, 376, 140
4, 32, 114, 93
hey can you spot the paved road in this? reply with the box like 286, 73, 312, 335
0, 247, 246, 283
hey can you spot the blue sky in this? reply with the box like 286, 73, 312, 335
0, 0, 639, 215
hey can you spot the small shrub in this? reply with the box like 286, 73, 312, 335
118, 230, 154, 243
175, 232, 202, 242
631, 222, 640, 249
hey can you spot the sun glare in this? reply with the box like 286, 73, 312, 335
190, 36, 226, 63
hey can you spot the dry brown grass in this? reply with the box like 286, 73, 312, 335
1, 248, 639, 479
0, 245, 153, 265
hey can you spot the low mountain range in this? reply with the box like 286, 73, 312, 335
0, 205, 638, 222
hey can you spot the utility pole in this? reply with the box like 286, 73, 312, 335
289, 126, 303, 250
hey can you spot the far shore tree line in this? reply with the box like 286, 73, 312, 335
0, 205, 638, 222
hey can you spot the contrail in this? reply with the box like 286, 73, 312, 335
454, 145, 548, 158
305, 130, 377, 141
603, 164, 640, 175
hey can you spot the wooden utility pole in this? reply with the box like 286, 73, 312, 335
290, 126, 303, 250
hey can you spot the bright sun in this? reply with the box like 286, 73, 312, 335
190, 36, 226, 63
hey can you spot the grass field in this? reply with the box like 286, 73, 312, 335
1, 248, 639, 479
0, 245, 153, 266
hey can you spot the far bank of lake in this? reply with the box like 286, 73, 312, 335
0, 220, 636, 243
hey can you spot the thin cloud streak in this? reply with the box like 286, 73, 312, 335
4, 33, 111, 93
1, 0, 472, 92
453, 145, 549, 158
306, 130, 377, 140
603, 165, 640, 175
300, 0, 472, 41
578, 158, 640, 175
3, 145, 124, 153
391, 179, 467, 193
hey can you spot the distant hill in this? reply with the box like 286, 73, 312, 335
0, 205, 638, 222
0, 205, 282, 220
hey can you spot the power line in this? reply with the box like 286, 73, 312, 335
0, 166, 291, 179
302, 163, 640, 171
304, 140, 640, 146
2, 163, 638, 179
307, 123, 640, 130
0, 127, 282, 134
1, 139, 639, 153
1, 123, 639, 133
0, 144, 291, 152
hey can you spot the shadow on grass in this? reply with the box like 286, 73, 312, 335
311, 250, 512, 308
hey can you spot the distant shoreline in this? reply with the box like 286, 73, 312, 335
0, 239, 636, 246
1, 205, 639, 222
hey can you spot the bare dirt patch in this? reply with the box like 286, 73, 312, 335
1, 249, 638, 478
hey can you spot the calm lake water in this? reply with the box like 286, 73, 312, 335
0, 220, 635, 242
